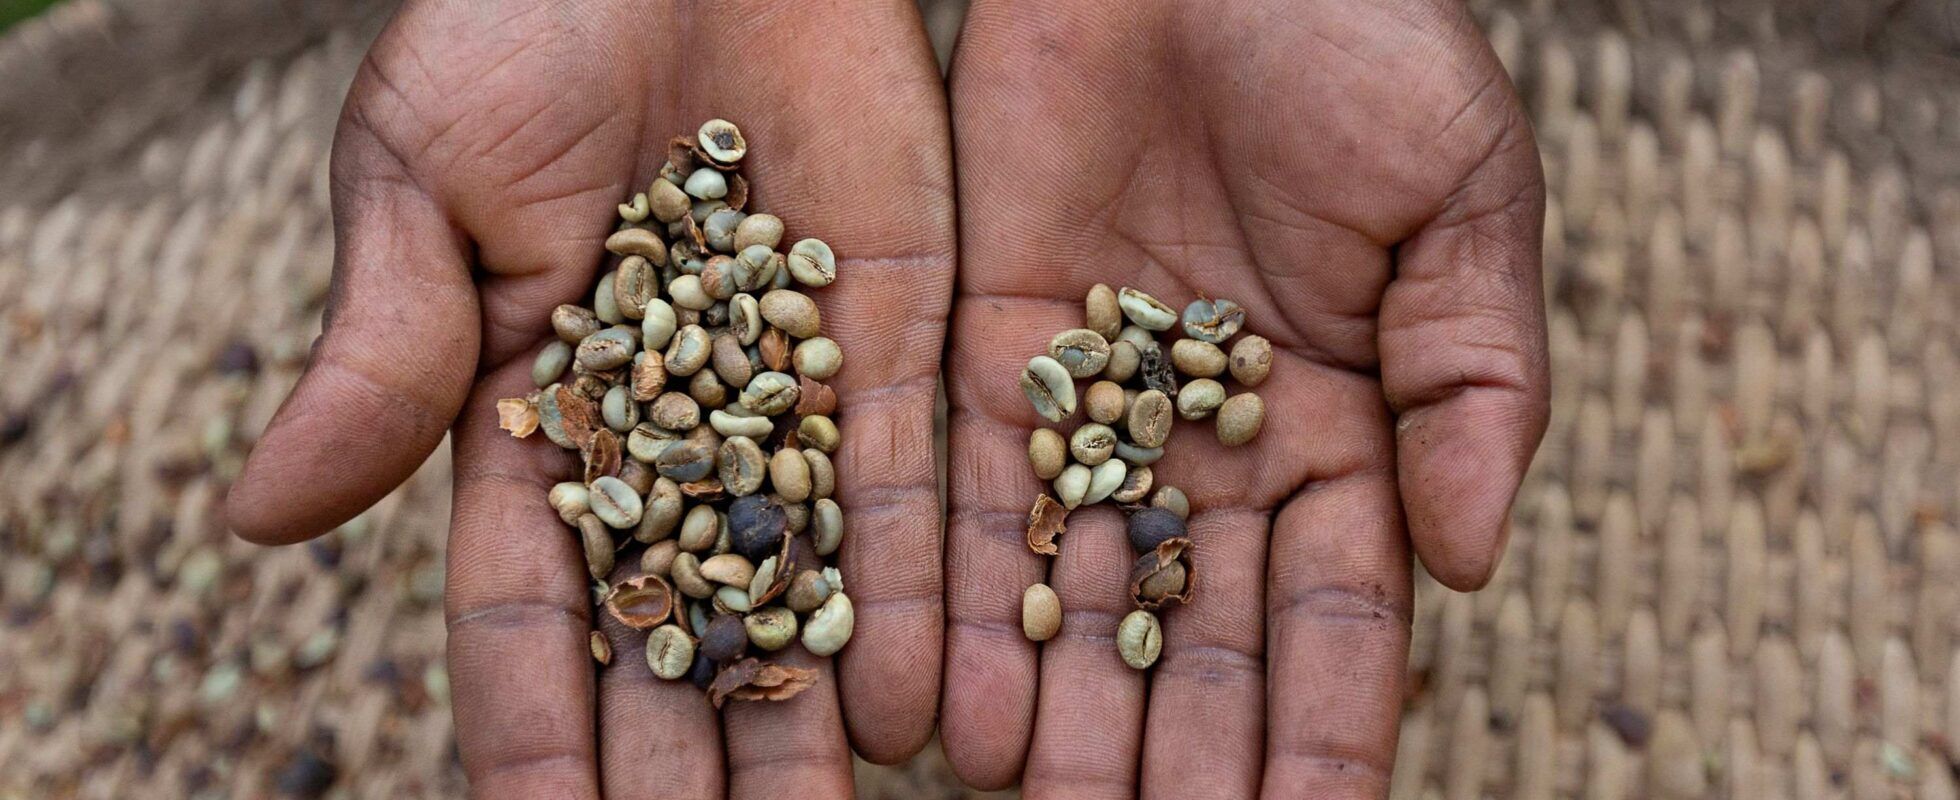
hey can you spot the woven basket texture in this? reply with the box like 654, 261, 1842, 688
3, 0, 1960, 797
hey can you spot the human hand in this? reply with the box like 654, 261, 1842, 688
939, 1, 1548, 796
224, 1, 954, 796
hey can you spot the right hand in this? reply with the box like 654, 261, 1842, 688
224, 1, 956, 796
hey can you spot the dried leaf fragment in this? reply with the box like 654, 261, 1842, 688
1129, 536, 1195, 610
707, 657, 818, 707
603, 574, 675, 630
1026, 494, 1069, 556
498, 397, 539, 438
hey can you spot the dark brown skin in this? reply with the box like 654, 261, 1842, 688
224, 1, 952, 797
226, 0, 1546, 797
940, 1, 1547, 798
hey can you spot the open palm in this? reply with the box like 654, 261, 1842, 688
225, 1, 953, 796
939, 1, 1548, 797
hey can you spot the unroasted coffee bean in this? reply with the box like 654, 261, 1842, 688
798, 415, 840, 453
769, 448, 812, 502
718, 436, 768, 496
759, 290, 821, 338
1070, 423, 1117, 466
616, 457, 657, 495
810, 498, 844, 556
703, 208, 745, 253
1176, 378, 1226, 420
664, 325, 711, 376
646, 624, 695, 679
1128, 390, 1174, 448
655, 440, 716, 483
1054, 464, 1091, 509
1084, 283, 1122, 340
746, 606, 798, 651
739, 371, 800, 416
784, 569, 832, 613
1020, 356, 1077, 422
1150, 486, 1189, 519
594, 272, 622, 324
733, 213, 784, 251
688, 370, 729, 408
553, 304, 604, 343
649, 177, 691, 223
684, 167, 729, 200
669, 274, 715, 310
700, 553, 757, 587
1170, 339, 1227, 378
1028, 428, 1068, 480
532, 341, 572, 388
733, 245, 779, 292
1110, 464, 1153, 504
1215, 392, 1265, 446
700, 613, 748, 661
727, 293, 763, 345
1022, 583, 1062, 642
1128, 507, 1186, 553
606, 227, 668, 265
650, 392, 701, 431
781, 497, 811, 536
1181, 297, 1244, 343
679, 505, 720, 552
786, 238, 836, 287
1083, 459, 1127, 506
1117, 287, 1177, 331
614, 256, 658, 319
549, 482, 590, 525
711, 333, 754, 388
802, 449, 836, 499
709, 408, 774, 439
699, 256, 738, 300
801, 591, 854, 656
1048, 329, 1111, 378
1084, 380, 1125, 424
577, 327, 638, 371
602, 385, 639, 432
697, 118, 747, 164
1117, 609, 1162, 669
636, 478, 686, 542
589, 476, 644, 529
1113, 441, 1163, 466
672, 553, 714, 598
641, 539, 681, 576
1103, 340, 1140, 382
728, 494, 788, 562
619, 192, 651, 223
578, 514, 614, 581
1229, 334, 1272, 387
792, 337, 843, 381
1135, 559, 1187, 604
642, 299, 678, 352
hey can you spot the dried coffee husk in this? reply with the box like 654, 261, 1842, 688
795, 377, 838, 416
1129, 536, 1195, 610
1139, 342, 1179, 398
604, 574, 676, 629
708, 657, 818, 707
759, 328, 790, 372
583, 429, 622, 484
499, 397, 539, 437
555, 385, 602, 448
1026, 494, 1069, 557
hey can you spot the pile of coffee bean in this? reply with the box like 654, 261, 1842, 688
499, 120, 849, 706
1018, 285, 1269, 669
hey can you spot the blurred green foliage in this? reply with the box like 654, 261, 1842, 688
1, 0, 61, 31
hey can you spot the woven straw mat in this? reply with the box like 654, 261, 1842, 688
4, 0, 1960, 798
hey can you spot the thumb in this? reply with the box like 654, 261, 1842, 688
226, 100, 477, 545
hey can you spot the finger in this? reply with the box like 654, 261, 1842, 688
446, 360, 600, 799
721, 650, 855, 799
226, 94, 477, 545
1260, 430, 1412, 796
1021, 506, 1146, 800
594, 576, 724, 799
940, 296, 1079, 790
1138, 507, 1266, 800
1376, 56, 1549, 591
684, 0, 956, 763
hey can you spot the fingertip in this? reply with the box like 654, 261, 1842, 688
1397, 389, 1535, 592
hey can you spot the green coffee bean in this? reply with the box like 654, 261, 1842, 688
589, 476, 644, 529
1176, 379, 1226, 420
739, 371, 800, 416
801, 592, 854, 656
1117, 287, 1176, 330
533, 340, 572, 388
1020, 356, 1077, 422
1181, 297, 1244, 343
1117, 609, 1162, 669
786, 238, 836, 287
